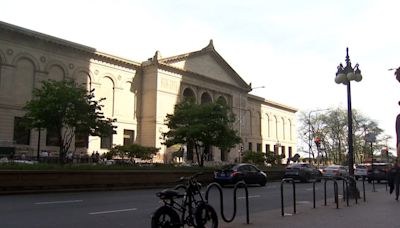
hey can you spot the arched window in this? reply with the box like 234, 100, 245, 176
281, 117, 286, 140
48, 65, 65, 81
100, 77, 115, 117
183, 88, 195, 101
216, 96, 227, 105
265, 114, 270, 138
15, 58, 35, 105
200, 92, 212, 104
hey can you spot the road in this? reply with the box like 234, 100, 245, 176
0, 180, 381, 227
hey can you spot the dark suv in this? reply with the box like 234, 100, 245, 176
284, 163, 322, 182
367, 163, 392, 183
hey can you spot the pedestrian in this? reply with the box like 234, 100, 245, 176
388, 160, 400, 200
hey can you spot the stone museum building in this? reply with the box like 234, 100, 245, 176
0, 21, 297, 164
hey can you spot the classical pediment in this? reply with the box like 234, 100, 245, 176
158, 40, 250, 89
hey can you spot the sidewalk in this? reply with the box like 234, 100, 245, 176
220, 187, 399, 228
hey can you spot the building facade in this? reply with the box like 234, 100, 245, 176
0, 21, 297, 163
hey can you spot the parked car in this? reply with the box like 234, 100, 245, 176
213, 163, 267, 187
367, 163, 392, 183
355, 164, 370, 180
283, 163, 322, 182
322, 165, 349, 178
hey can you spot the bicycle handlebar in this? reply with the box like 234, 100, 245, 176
177, 172, 204, 182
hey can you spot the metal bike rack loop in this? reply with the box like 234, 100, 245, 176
335, 176, 349, 206
346, 176, 360, 204
362, 176, 366, 202
205, 181, 250, 224
323, 178, 339, 209
280, 178, 296, 216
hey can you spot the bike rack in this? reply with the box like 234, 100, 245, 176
335, 176, 349, 206
346, 176, 359, 204
323, 178, 339, 209
280, 178, 296, 216
205, 181, 250, 225
362, 176, 366, 202
312, 180, 317, 208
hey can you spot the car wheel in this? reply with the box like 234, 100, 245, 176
260, 179, 267, 187
355, 176, 359, 181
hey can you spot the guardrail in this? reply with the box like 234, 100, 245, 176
280, 178, 296, 216
205, 181, 250, 224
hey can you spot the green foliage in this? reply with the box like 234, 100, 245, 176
22, 80, 116, 163
108, 144, 160, 160
298, 107, 385, 164
242, 150, 266, 165
163, 98, 241, 166
264, 151, 284, 165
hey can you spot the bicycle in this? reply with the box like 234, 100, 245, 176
151, 172, 218, 228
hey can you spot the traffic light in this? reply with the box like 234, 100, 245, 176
314, 137, 321, 148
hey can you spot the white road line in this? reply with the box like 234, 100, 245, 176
297, 201, 311, 204
237, 195, 260, 200
35, 200, 83, 205
305, 187, 320, 191
89, 208, 137, 215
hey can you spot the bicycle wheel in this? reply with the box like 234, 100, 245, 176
151, 206, 180, 228
194, 203, 218, 228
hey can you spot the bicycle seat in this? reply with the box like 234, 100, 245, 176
156, 189, 185, 199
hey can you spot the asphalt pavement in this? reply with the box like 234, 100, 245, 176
220, 186, 399, 228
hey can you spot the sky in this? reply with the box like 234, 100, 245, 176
2, 0, 400, 153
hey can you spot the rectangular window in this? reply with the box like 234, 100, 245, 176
13, 117, 30, 145
46, 127, 60, 146
123, 130, 135, 146
274, 145, 278, 156
288, 147, 292, 158
265, 144, 270, 153
75, 133, 89, 148
248, 142, 252, 151
256, 143, 262, 152
101, 135, 113, 149
281, 146, 286, 158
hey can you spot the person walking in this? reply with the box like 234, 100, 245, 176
388, 160, 400, 200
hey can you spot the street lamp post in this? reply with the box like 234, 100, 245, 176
335, 47, 362, 198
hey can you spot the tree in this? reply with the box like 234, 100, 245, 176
23, 79, 116, 164
163, 98, 241, 166
242, 150, 266, 165
108, 144, 159, 161
298, 107, 384, 165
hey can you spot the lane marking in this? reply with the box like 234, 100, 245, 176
35, 200, 83, 205
305, 187, 320, 191
297, 201, 311, 204
89, 208, 137, 215
237, 195, 260, 200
